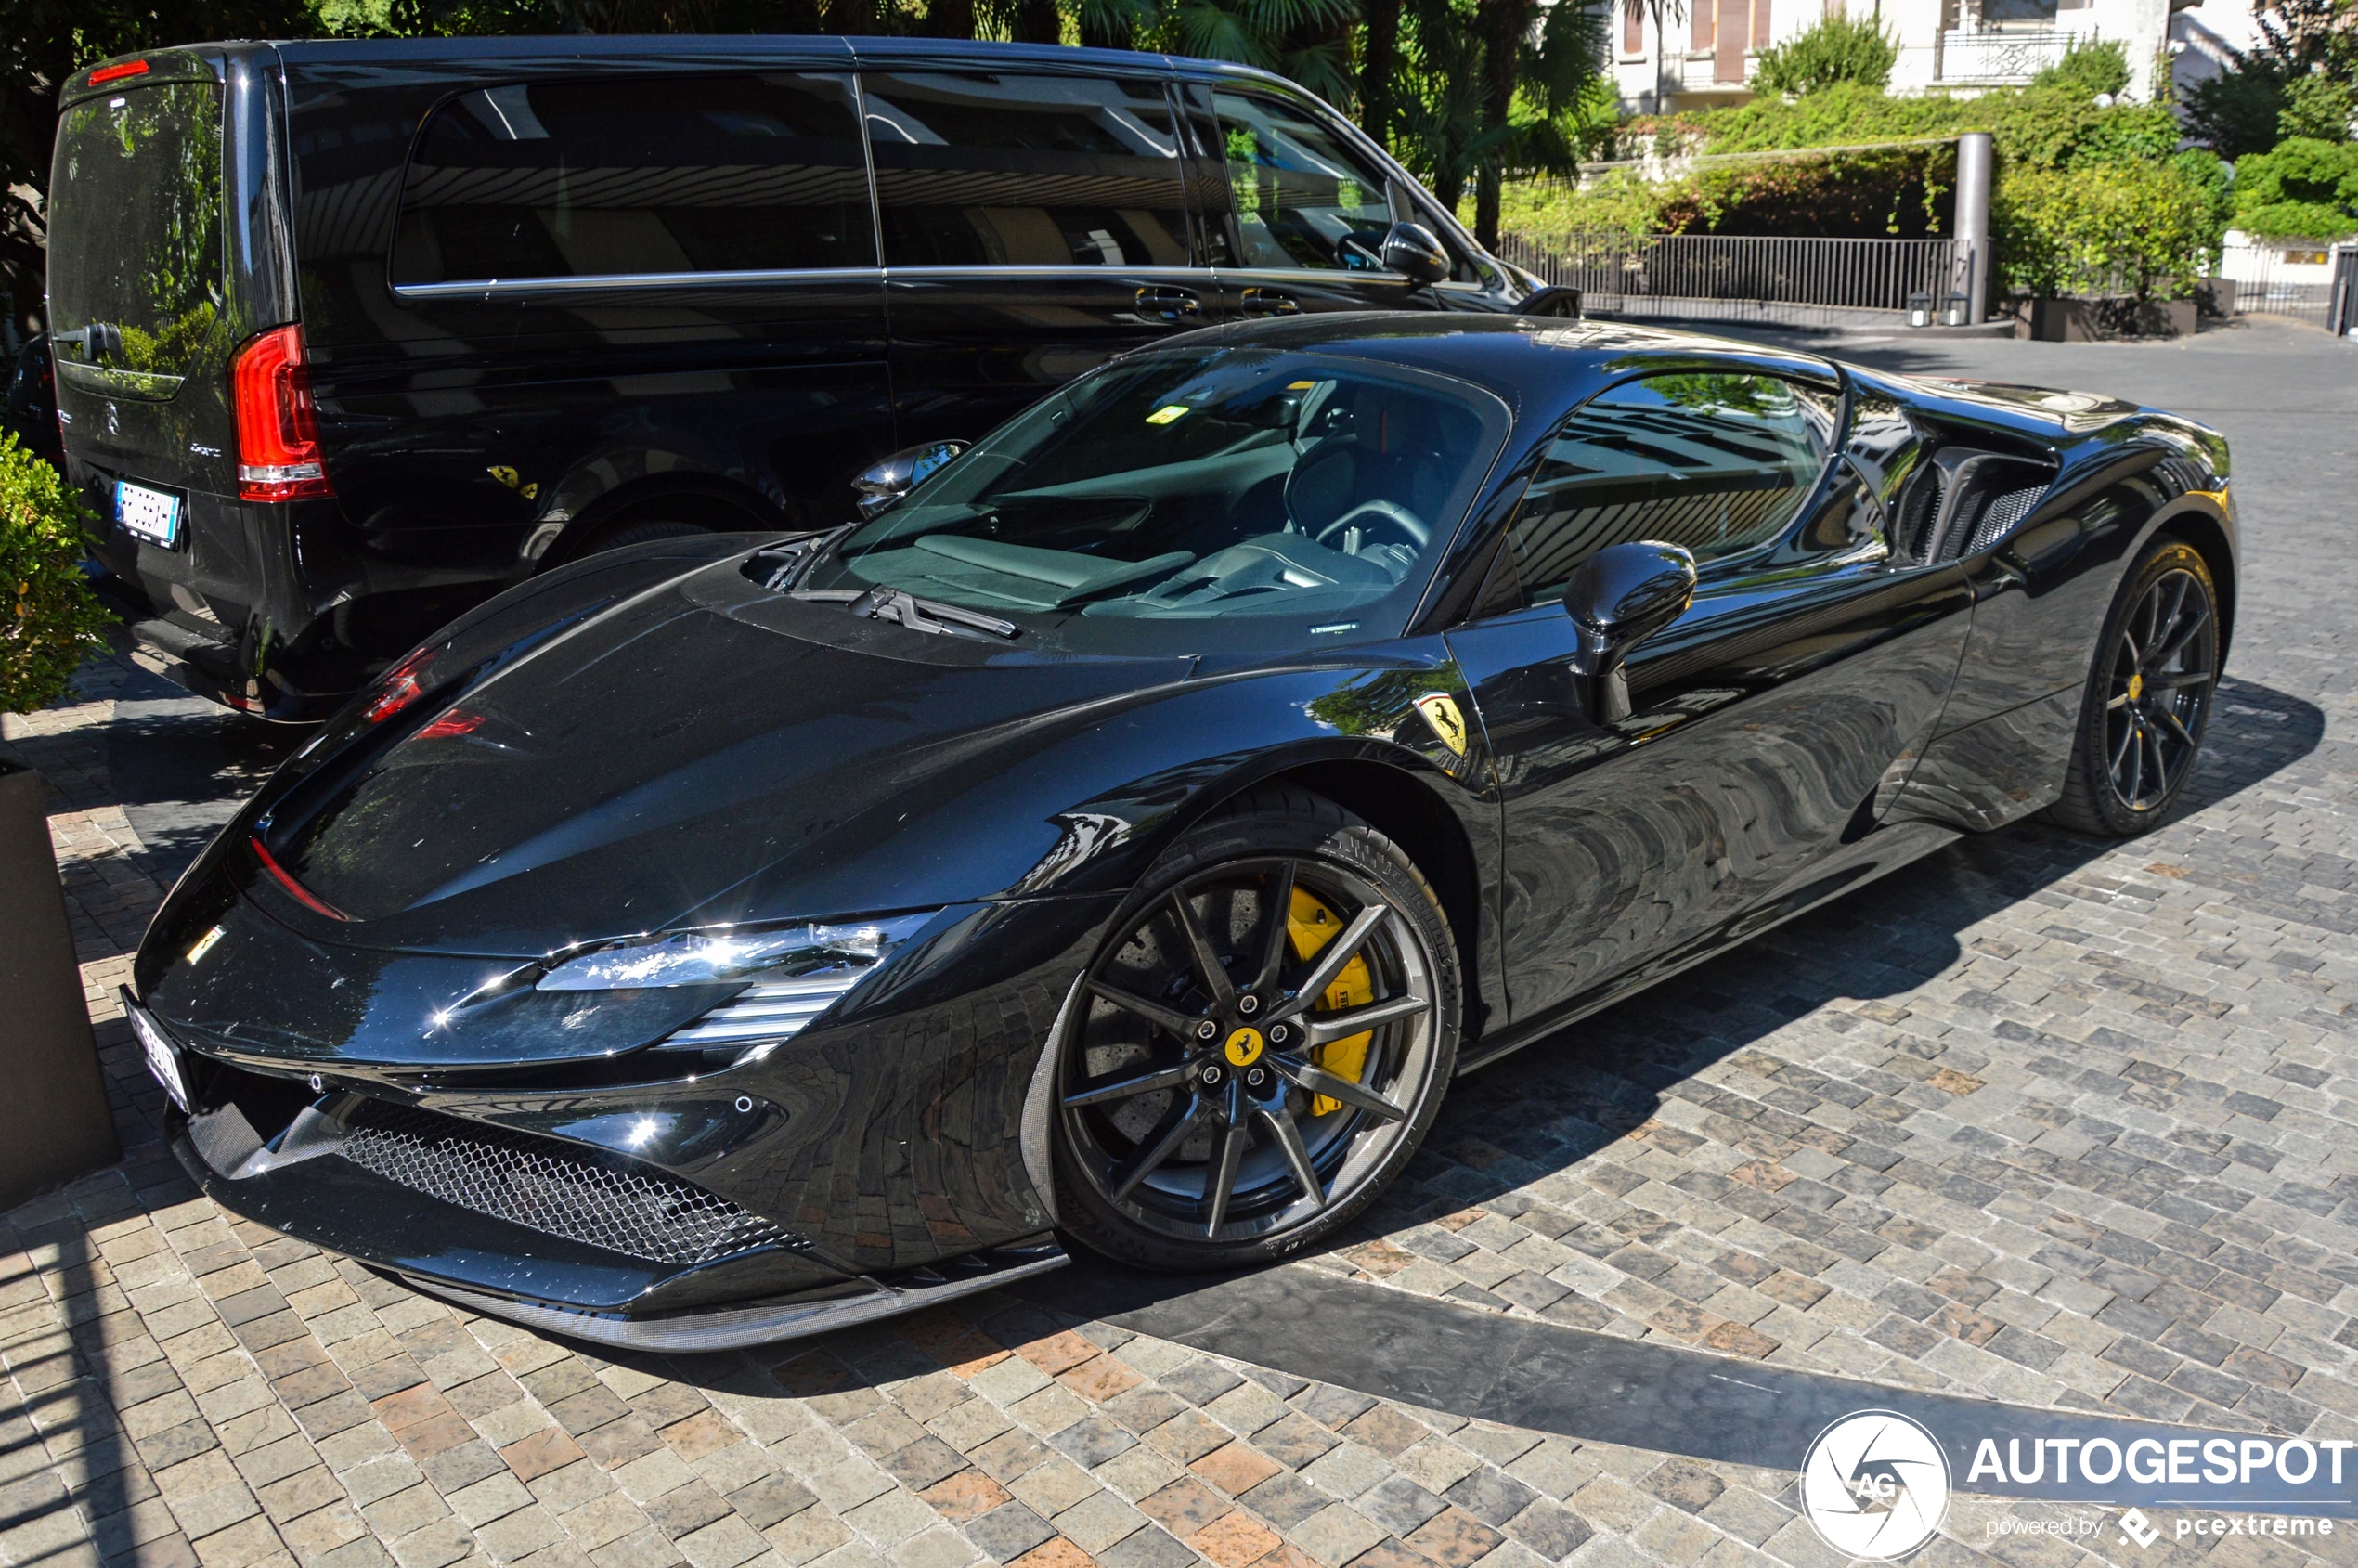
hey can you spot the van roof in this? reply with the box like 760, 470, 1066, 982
69, 36, 1313, 99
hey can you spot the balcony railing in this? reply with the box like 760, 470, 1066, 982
1938, 29, 2078, 83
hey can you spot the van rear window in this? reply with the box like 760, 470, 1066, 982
391, 73, 875, 286
49, 82, 226, 386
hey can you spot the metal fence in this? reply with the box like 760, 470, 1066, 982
2219, 240, 2342, 331
1496, 232, 1963, 329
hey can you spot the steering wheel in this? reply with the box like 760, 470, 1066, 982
1314, 499, 1430, 553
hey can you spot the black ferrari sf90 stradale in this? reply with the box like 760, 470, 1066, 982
130, 317, 2235, 1349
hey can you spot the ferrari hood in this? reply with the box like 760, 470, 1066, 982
252, 557, 1192, 955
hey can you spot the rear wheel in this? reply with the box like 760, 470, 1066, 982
1051, 790, 1460, 1271
576, 518, 709, 555
2049, 538, 2220, 836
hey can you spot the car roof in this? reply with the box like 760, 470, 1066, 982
1120, 314, 1844, 416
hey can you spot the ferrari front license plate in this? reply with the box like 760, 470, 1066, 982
125, 997, 189, 1112
116, 480, 182, 548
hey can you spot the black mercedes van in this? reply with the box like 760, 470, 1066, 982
47, 37, 1543, 720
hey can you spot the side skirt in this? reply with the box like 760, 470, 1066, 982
1458, 818, 1963, 1077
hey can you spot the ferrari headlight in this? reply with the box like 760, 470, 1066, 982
538, 913, 936, 991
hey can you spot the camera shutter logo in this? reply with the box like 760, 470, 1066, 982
1799, 1411, 1950, 1560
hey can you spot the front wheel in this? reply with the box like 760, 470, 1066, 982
1051, 789, 1460, 1272
2049, 538, 2221, 836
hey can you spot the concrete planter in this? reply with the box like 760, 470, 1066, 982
0, 761, 119, 1210
2012, 295, 2199, 342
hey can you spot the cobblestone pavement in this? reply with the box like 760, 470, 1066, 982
6, 318, 2355, 1568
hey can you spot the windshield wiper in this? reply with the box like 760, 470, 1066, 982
794, 587, 1021, 641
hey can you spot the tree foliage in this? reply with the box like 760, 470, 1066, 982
0, 0, 317, 341
0, 432, 109, 715
2278, 72, 2356, 138
1749, 12, 1898, 97
2180, 0, 2355, 157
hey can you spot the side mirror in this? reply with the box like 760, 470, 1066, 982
1380, 222, 1451, 286
1518, 286, 1583, 319
1563, 540, 1698, 725
852, 440, 965, 520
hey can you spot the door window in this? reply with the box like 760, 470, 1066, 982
1505, 373, 1835, 603
1211, 93, 1394, 272
390, 73, 875, 285
862, 73, 1190, 269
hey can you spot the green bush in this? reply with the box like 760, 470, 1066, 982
2232, 135, 2358, 238
0, 436, 110, 715
2028, 36, 2131, 99
1993, 158, 2225, 299
1750, 13, 1899, 97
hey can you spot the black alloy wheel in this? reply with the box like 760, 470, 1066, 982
1051, 790, 1459, 1270
2052, 539, 2221, 836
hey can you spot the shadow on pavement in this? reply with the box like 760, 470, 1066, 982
103, 665, 300, 884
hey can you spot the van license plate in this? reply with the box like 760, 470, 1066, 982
117, 481, 182, 548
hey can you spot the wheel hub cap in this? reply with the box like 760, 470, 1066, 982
1222, 1027, 1265, 1068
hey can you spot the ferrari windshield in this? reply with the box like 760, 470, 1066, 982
800, 347, 1509, 651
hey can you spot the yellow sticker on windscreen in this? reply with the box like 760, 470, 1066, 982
1146, 405, 1189, 425
1288, 381, 1316, 390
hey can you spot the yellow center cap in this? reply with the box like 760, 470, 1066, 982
1223, 1027, 1264, 1068
2127, 673, 2144, 700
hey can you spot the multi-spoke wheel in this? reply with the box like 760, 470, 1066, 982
1050, 790, 1460, 1270
2051, 539, 2221, 836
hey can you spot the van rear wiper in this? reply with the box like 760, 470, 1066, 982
794, 587, 1021, 641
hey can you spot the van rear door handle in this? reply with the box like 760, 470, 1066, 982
1239, 288, 1302, 317
1134, 287, 1201, 324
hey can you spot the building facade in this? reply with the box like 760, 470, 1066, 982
1606, 0, 2255, 112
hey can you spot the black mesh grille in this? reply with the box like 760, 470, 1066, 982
1964, 485, 2047, 557
338, 1103, 793, 1265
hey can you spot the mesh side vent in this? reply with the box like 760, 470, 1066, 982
339, 1103, 792, 1265
1964, 485, 2047, 557
1897, 470, 1947, 563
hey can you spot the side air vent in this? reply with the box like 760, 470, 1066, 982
1892, 447, 2054, 564
338, 1102, 796, 1265
658, 973, 853, 1053
1963, 485, 2048, 557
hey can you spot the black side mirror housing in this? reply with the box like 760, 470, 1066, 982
1563, 540, 1698, 724
1380, 222, 1451, 286
852, 440, 965, 520
1518, 286, 1584, 319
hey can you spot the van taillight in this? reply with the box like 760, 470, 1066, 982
232, 325, 332, 502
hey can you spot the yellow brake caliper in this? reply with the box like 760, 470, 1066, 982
1287, 888, 1374, 1115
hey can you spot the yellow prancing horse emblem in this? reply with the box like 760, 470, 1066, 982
1223, 1027, 1264, 1067
1414, 693, 1469, 757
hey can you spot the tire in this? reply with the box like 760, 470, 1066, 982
1051, 787, 1461, 1272
575, 518, 710, 557
2047, 538, 2221, 836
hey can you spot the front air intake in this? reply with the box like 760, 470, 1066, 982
338, 1103, 794, 1265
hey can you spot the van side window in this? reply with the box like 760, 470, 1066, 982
391, 74, 874, 285
862, 74, 1190, 269
1506, 374, 1833, 603
1210, 94, 1393, 273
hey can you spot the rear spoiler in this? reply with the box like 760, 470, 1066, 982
59, 49, 218, 109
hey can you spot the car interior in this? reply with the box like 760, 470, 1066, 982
815, 360, 1498, 622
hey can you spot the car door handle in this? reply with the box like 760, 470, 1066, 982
1239, 288, 1302, 317
1134, 287, 1201, 324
